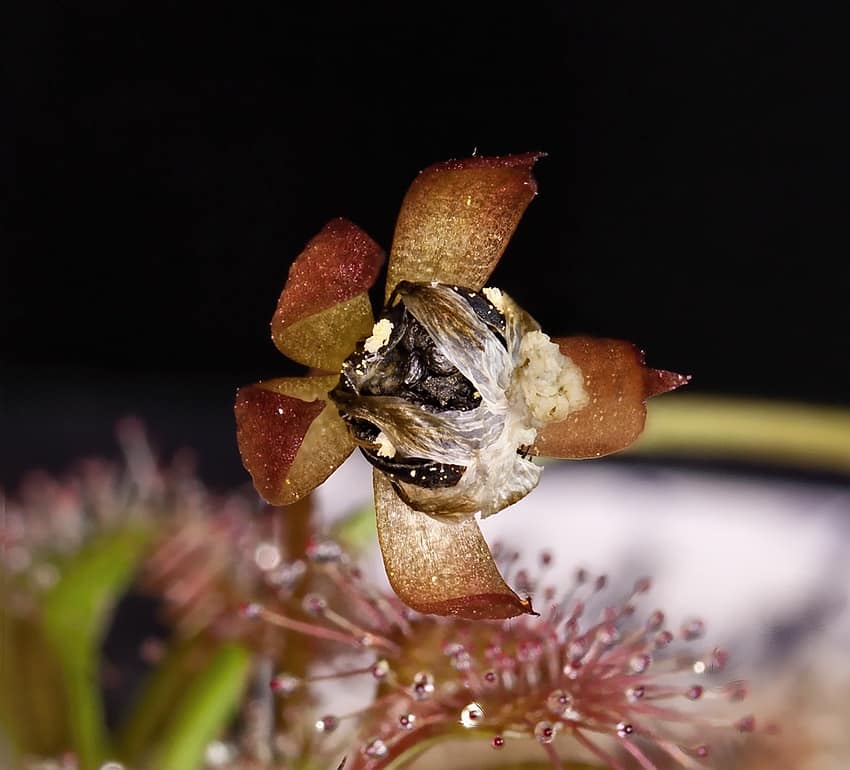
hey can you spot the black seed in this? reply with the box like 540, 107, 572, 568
346, 418, 380, 445
333, 297, 481, 414
426, 345, 456, 375
451, 286, 507, 342
416, 373, 477, 410
360, 449, 466, 489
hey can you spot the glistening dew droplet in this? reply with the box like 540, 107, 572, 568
305, 538, 343, 563
459, 702, 485, 727
534, 720, 557, 745
265, 559, 306, 589
239, 601, 262, 619
626, 685, 646, 702
411, 670, 435, 700
302, 593, 327, 615
315, 714, 338, 733
546, 688, 572, 716
371, 658, 390, 679
269, 673, 300, 695
363, 738, 388, 757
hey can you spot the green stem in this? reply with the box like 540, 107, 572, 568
146, 642, 251, 770
41, 526, 152, 770
633, 395, 850, 473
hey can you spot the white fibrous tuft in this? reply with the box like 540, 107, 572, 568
363, 319, 394, 353
514, 330, 588, 425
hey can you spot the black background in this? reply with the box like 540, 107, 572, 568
4, 4, 849, 486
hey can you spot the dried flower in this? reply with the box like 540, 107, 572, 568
235, 152, 688, 619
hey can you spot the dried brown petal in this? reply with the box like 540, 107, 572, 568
235, 375, 354, 505
533, 336, 689, 459
373, 470, 534, 620
385, 153, 543, 300
272, 218, 385, 371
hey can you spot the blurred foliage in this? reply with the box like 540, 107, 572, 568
1, 522, 253, 770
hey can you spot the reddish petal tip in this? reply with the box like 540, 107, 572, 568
534, 337, 690, 460
416, 592, 537, 621
271, 218, 384, 370
235, 384, 325, 505
234, 376, 354, 506
273, 218, 385, 331
645, 368, 692, 398
373, 470, 532, 620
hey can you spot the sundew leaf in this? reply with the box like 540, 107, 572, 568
376, 726, 606, 770
146, 642, 251, 770
339, 714, 606, 770
40, 526, 152, 770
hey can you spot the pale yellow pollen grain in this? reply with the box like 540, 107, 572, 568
363, 319, 394, 354
482, 286, 505, 312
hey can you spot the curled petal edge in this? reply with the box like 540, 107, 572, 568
272, 218, 385, 371
373, 470, 534, 620
533, 336, 690, 460
235, 375, 354, 506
